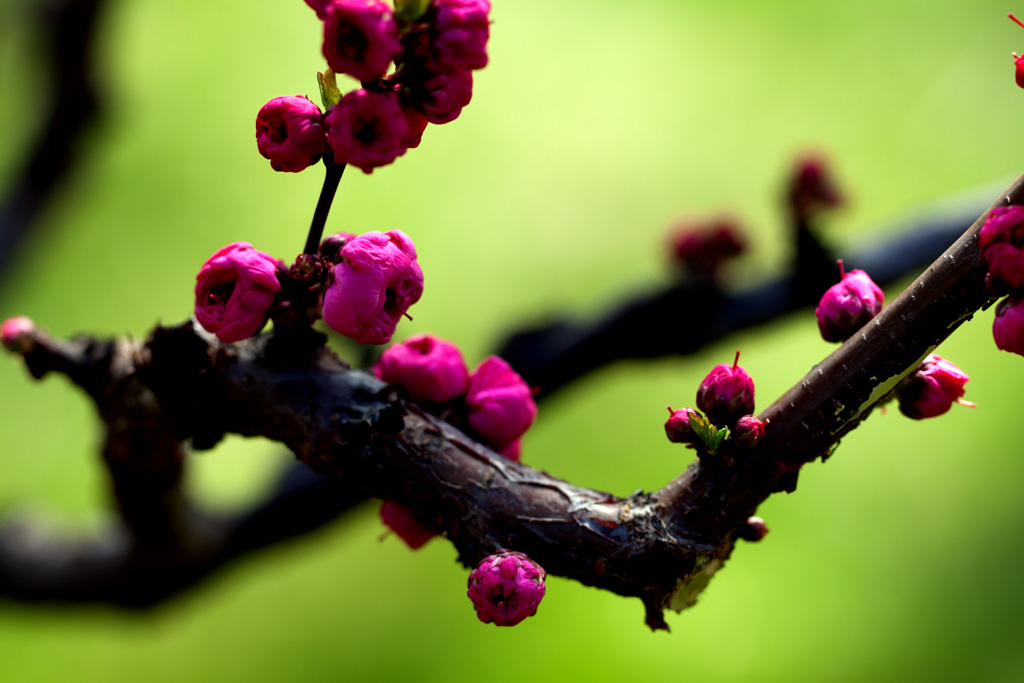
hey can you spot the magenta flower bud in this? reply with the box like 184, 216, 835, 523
695, 351, 755, 426
318, 231, 359, 264
411, 69, 474, 125
380, 501, 436, 549
664, 406, 698, 444
1, 316, 36, 353
322, 230, 424, 345
430, 0, 491, 71
1011, 15, 1024, 87
787, 153, 843, 217
374, 334, 470, 403
255, 95, 328, 173
465, 356, 537, 450
467, 549, 546, 627
979, 204, 1024, 289
322, 0, 401, 83
993, 296, 1024, 357
815, 262, 884, 343
732, 414, 765, 448
326, 88, 409, 173
194, 242, 281, 343
668, 217, 745, 276
897, 354, 973, 420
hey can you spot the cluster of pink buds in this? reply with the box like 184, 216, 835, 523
895, 354, 974, 419
374, 334, 537, 548
192, 230, 423, 345
667, 216, 746, 279
467, 549, 546, 626
980, 204, 1024, 356
665, 351, 765, 455
815, 260, 884, 343
256, 0, 492, 175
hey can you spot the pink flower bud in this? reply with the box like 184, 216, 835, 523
321, 230, 424, 345
467, 549, 546, 626
404, 68, 474, 125
696, 352, 755, 426
815, 263, 884, 343
326, 88, 409, 173
787, 154, 842, 217
255, 96, 328, 173
732, 414, 765, 448
993, 296, 1024, 357
668, 217, 745, 276
664, 406, 698, 444
1, 316, 36, 353
1011, 14, 1024, 88
322, 0, 401, 83
430, 0, 491, 71
375, 334, 470, 403
380, 500, 436, 549
465, 356, 537, 450
979, 204, 1024, 289
194, 242, 281, 343
318, 231, 359, 264
897, 354, 973, 420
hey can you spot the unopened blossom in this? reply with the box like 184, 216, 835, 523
815, 263, 884, 343
322, 230, 423, 345
379, 501, 436, 550
669, 218, 745, 276
326, 88, 409, 173
993, 296, 1024, 357
194, 242, 281, 343
732, 414, 765, 448
406, 68, 474, 124
465, 356, 537, 450
318, 231, 359, 264
787, 154, 843, 218
979, 204, 1024, 288
430, 0, 491, 71
897, 354, 973, 420
1, 316, 36, 353
467, 549, 546, 626
322, 0, 401, 83
375, 334, 470, 403
664, 406, 698, 444
696, 352, 755, 427
1011, 14, 1024, 88
255, 96, 328, 172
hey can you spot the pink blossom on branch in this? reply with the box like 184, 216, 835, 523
979, 204, 1024, 288
815, 262, 884, 343
896, 354, 973, 420
467, 549, 546, 627
194, 242, 281, 343
321, 230, 424, 345
695, 351, 755, 427
429, 0, 491, 71
993, 296, 1024, 357
379, 501, 436, 550
255, 96, 328, 173
326, 88, 409, 173
322, 0, 401, 83
465, 356, 537, 450
411, 68, 474, 125
664, 406, 698, 444
374, 334, 470, 403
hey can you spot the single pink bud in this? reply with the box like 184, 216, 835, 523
695, 351, 755, 427
732, 414, 765, 448
255, 96, 328, 173
194, 242, 282, 343
1010, 14, 1024, 88
429, 0, 491, 72
897, 354, 973, 420
664, 406, 698, 444
380, 501, 436, 549
375, 334, 470, 403
467, 549, 546, 626
787, 153, 843, 217
465, 356, 538, 450
322, 0, 402, 83
979, 204, 1024, 288
321, 230, 424, 345
406, 68, 474, 125
815, 262, 884, 343
668, 217, 746, 275
326, 88, 409, 173
993, 296, 1024, 357
1, 316, 36, 353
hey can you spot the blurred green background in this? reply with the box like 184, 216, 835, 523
3, 0, 1024, 680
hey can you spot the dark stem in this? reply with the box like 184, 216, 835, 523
303, 158, 346, 255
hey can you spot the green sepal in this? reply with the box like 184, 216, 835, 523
394, 0, 431, 24
689, 412, 729, 455
709, 427, 729, 454
318, 69, 341, 110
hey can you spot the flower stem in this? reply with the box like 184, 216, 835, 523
303, 158, 347, 255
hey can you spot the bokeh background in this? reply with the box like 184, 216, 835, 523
2, 0, 1024, 680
